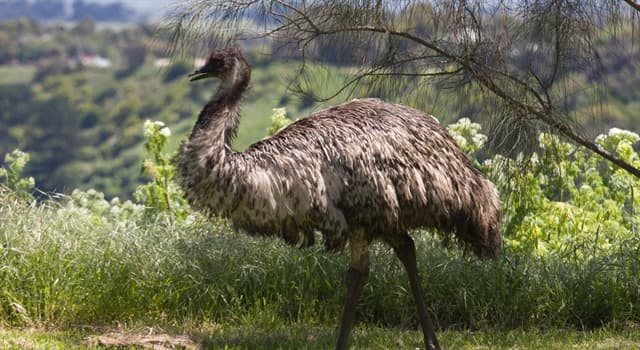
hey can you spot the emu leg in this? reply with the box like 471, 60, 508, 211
389, 234, 441, 350
335, 240, 370, 350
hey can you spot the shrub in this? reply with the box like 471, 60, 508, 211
446, 119, 640, 255
0, 149, 34, 200
134, 120, 189, 221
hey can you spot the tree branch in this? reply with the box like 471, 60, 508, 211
166, 1, 640, 179
622, 0, 640, 12
312, 25, 640, 179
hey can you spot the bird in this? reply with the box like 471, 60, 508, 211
174, 46, 501, 350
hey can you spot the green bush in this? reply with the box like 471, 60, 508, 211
499, 131, 639, 254
0, 149, 34, 200
445, 118, 640, 255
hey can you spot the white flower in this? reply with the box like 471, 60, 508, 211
143, 120, 154, 137
596, 128, 640, 146
110, 206, 121, 216
452, 134, 467, 148
608, 128, 639, 142
159, 127, 171, 137
473, 134, 487, 148
271, 107, 287, 119
143, 120, 169, 138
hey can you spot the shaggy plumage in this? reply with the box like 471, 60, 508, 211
174, 47, 501, 350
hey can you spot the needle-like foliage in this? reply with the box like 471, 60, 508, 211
164, 0, 640, 178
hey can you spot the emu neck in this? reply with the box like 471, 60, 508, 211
191, 59, 250, 150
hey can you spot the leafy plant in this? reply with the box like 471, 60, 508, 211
134, 120, 189, 221
65, 188, 144, 223
447, 119, 640, 255
265, 107, 293, 136
0, 149, 34, 200
446, 118, 487, 160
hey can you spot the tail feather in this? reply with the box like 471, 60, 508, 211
453, 180, 501, 258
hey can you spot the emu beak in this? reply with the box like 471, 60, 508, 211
188, 69, 210, 81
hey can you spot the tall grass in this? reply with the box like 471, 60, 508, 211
1, 186, 639, 331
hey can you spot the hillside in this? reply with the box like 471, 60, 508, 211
0, 19, 336, 198
0, 18, 639, 199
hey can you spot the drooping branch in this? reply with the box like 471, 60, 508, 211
164, 0, 640, 179
308, 24, 640, 178
623, 0, 640, 12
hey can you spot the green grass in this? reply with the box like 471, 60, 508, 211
1, 185, 640, 332
2, 326, 640, 349
0, 65, 36, 85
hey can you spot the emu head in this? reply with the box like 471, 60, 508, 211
188, 47, 244, 82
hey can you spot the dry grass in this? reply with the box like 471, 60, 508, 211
92, 329, 199, 350
3, 326, 640, 350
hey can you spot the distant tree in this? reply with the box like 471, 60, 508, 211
0, 86, 32, 149
0, 31, 19, 63
116, 44, 148, 78
166, 0, 640, 179
163, 61, 192, 82
0, 18, 40, 36
72, 18, 96, 36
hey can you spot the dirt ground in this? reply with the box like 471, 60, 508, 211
90, 328, 200, 350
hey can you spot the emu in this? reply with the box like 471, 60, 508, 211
174, 47, 501, 350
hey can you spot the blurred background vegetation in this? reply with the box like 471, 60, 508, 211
0, 11, 639, 199
0, 17, 326, 197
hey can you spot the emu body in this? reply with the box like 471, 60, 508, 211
175, 48, 501, 350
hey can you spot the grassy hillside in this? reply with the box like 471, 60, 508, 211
0, 19, 639, 199
0, 44, 350, 199
0, 65, 35, 85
